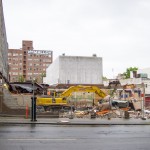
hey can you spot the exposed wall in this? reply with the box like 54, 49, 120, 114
3, 88, 32, 109
120, 78, 150, 95
138, 68, 150, 78
142, 79, 150, 95
0, 0, 8, 79
44, 57, 60, 85
45, 55, 103, 85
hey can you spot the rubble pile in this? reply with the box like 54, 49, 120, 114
58, 99, 150, 119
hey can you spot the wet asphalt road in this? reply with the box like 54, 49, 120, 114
0, 124, 150, 150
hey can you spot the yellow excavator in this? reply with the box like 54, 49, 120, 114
36, 85, 106, 109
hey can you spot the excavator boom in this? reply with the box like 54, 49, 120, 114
36, 85, 106, 107
60, 85, 106, 99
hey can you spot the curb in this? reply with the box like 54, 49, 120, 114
0, 118, 150, 125
0, 122, 150, 125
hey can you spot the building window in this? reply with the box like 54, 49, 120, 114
12, 68, 18, 70
13, 53, 18, 56
8, 53, 12, 56
28, 73, 32, 75
12, 72, 18, 75
33, 73, 39, 75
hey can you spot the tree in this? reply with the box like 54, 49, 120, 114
123, 67, 138, 79
102, 76, 108, 81
35, 72, 46, 84
41, 72, 46, 83
18, 75, 25, 82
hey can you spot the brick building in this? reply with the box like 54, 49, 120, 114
8, 40, 53, 83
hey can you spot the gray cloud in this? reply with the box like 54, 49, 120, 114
3, 0, 150, 78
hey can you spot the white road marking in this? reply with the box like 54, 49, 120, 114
7, 138, 76, 141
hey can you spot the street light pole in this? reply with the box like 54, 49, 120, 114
31, 77, 37, 121
33, 78, 35, 98
43, 82, 46, 95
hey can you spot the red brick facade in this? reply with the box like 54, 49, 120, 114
8, 40, 53, 83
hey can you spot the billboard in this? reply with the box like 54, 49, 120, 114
28, 50, 52, 55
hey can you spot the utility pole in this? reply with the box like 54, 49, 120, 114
0, 70, 3, 113
141, 82, 146, 120
0, 77, 2, 113
108, 97, 111, 120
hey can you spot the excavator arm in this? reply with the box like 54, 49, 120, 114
60, 85, 106, 99
36, 85, 106, 107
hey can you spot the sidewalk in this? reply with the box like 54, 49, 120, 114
0, 117, 150, 125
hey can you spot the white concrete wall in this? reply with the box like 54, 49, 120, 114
45, 55, 103, 85
119, 78, 150, 94
142, 79, 150, 95
138, 68, 150, 78
120, 78, 142, 85
44, 57, 60, 85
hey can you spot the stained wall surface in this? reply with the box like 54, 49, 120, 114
0, 0, 8, 79
45, 55, 103, 85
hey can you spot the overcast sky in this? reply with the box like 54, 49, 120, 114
2, 0, 150, 78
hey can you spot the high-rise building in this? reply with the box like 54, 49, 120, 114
0, 0, 8, 80
8, 40, 53, 83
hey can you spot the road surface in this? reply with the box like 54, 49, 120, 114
0, 124, 150, 150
